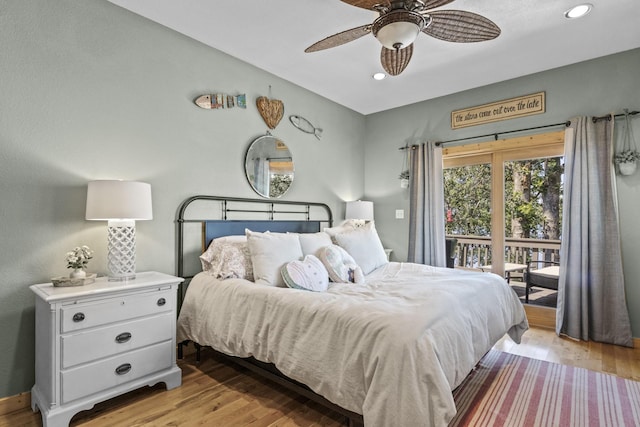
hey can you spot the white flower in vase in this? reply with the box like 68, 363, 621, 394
65, 245, 94, 278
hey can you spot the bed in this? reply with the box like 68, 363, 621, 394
175, 196, 528, 427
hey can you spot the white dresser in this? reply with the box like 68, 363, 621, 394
30, 271, 183, 427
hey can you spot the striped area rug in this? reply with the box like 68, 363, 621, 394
449, 350, 640, 426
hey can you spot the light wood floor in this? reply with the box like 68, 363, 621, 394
2, 327, 639, 426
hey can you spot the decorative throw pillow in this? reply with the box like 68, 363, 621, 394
323, 220, 359, 243
317, 244, 365, 284
199, 236, 253, 281
298, 231, 332, 256
281, 255, 329, 292
334, 221, 388, 275
246, 229, 303, 287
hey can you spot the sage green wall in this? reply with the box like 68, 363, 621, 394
364, 48, 640, 337
0, 0, 365, 397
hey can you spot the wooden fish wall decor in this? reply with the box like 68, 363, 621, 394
194, 93, 247, 110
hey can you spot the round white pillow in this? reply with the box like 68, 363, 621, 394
317, 244, 365, 284
281, 255, 329, 292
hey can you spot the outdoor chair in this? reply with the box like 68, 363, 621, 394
524, 260, 560, 303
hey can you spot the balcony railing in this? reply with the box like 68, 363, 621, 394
448, 234, 561, 273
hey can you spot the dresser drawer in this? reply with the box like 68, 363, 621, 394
61, 288, 174, 333
61, 340, 173, 404
61, 313, 173, 369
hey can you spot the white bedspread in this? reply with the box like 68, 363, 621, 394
177, 262, 528, 427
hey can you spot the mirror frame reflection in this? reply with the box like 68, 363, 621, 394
244, 134, 294, 199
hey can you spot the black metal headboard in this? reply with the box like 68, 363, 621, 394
176, 195, 333, 305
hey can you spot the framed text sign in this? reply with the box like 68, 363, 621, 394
451, 92, 546, 129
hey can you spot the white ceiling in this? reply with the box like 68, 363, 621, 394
107, 0, 640, 115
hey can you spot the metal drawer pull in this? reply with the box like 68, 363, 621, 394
72, 312, 85, 322
115, 363, 132, 375
157, 298, 166, 306
115, 332, 132, 343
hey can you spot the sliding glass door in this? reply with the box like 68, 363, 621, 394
504, 155, 563, 306
443, 131, 565, 290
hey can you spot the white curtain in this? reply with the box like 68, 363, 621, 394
408, 142, 446, 266
556, 116, 633, 347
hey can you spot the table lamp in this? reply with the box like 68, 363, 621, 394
345, 200, 374, 226
85, 180, 153, 281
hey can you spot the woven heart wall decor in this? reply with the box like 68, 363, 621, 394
256, 96, 284, 129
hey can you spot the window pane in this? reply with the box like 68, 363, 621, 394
444, 163, 491, 268
505, 157, 563, 241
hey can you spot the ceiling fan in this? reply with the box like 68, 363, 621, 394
305, 0, 500, 76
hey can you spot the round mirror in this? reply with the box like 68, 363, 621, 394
245, 134, 294, 198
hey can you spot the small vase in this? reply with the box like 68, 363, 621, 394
400, 178, 409, 189
619, 161, 637, 176
70, 269, 86, 279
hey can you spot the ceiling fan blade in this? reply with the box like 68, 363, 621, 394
340, 0, 390, 11
423, 10, 500, 42
305, 25, 371, 53
380, 45, 413, 76
421, 0, 456, 9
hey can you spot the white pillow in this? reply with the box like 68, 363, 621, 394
281, 255, 329, 292
334, 222, 388, 275
298, 232, 332, 257
246, 229, 303, 287
323, 220, 359, 243
318, 245, 364, 284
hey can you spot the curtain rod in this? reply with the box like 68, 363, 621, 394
398, 110, 639, 150
397, 121, 570, 149
592, 109, 639, 123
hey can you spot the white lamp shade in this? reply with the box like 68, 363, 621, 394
345, 200, 374, 221
375, 21, 420, 50
86, 180, 153, 221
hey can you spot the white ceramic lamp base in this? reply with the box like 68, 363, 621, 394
107, 220, 137, 281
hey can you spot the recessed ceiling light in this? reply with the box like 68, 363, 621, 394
373, 72, 386, 80
564, 4, 592, 19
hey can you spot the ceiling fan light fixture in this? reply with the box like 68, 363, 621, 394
376, 21, 420, 49
373, 10, 425, 50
